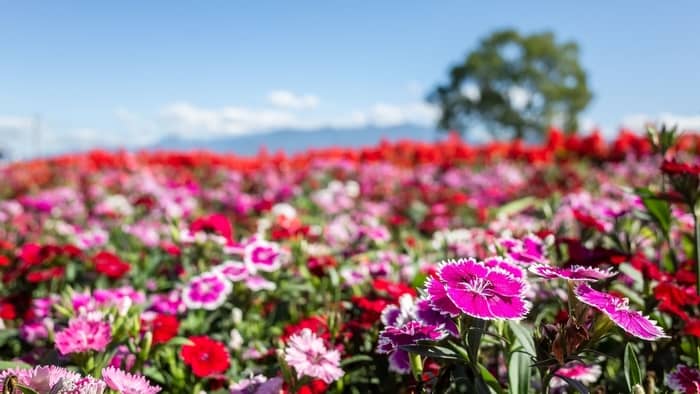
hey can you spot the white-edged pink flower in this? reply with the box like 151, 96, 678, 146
54, 316, 112, 355
550, 362, 602, 389
182, 271, 232, 310
529, 264, 616, 282
427, 258, 531, 320
244, 240, 282, 272
574, 283, 667, 340
284, 328, 344, 384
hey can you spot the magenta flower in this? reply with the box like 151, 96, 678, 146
498, 234, 548, 264
182, 271, 232, 310
55, 316, 112, 355
428, 258, 531, 320
244, 240, 282, 272
284, 328, 344, 384
574, 284, 667, 340
377, 321, 447, 373
549, 362, 602, 390
216, 260, 248, 281
415, 298, 458, 337
667, 364, 700, 394
529, 264, 616, 282
101, 366, 161, 394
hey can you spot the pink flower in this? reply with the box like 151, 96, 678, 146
377, 321, 448, 374
529, 264, 616, 282
244, 240, 282, 272
0, 365, 105, 393
216, 260, 248, 281
428, 258, 530, 320
284, 328, 344, 384
182, 271, 232, 310
101, 366, 161, 394
668, 364, 700, 394
498, 234, 548, 264
574, 284, 667, 340
550, 362, 602, 390
55, 316, 112, 355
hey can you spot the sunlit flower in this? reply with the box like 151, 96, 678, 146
428, 258, 530, 320
529, 264, 616, 282
574, 283, 667, 340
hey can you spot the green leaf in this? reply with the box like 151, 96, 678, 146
165, 336, 194, 347
636, 188, 671, 235
480, 364, 505, 394
624, 343, 642, 392
0, 329, 18, 347
398, 344, 463, 361
0, 360, 31, 370
16, 383, 40, 394
553, 374, 590, 394
507, 321, 536, 356
340, 354, 374, 367
493, 196, 537, 219
508, 349, 531, 394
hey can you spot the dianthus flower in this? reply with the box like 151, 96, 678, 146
55, 316, 112, 355
181, 336, 230, 378
101, 366, 161, 394
426, 258, 530, 320
284, 328, 344, 384
574, 283, 667, 340
182, 271, 232, 310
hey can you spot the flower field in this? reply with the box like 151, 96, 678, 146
3, 129, 700, 393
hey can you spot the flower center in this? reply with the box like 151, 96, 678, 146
464, 277, 492, 295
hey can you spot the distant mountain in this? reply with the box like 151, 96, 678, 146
151, 124, 443, 155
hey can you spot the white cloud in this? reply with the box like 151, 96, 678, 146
267, 90, 319, 110
159, 100, 438, 138
0, 116, 32, 135
620, 112, 700, 132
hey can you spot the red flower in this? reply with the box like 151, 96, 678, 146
372, 278, 417, 300
26, 266, 64, 283
307, 256, 337, 277
0, 302, 16, 320
686, 319, 700, 338
94, 251, 130, 279
661, 159, 700, 176
296, 379, 328, 394
282, 316, 329, 342
19, 243, 43, 266
189, 214, 234, 244
149, 314, 180, 344
181, 336, 230, 378
0, 255, 10, 267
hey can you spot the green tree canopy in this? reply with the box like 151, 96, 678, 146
428, 29, 593, 140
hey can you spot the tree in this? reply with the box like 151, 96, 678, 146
428, 29, 592, 140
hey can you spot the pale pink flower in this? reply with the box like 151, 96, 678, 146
101, 366, 161, 394
550, 362, 602, 389
284, 328, 344, 384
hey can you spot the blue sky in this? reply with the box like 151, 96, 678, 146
1, 1, 699, 157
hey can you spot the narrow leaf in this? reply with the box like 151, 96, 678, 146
624, 343, 642, 392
